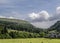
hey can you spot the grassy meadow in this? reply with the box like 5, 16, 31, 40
0, 38, 60, 43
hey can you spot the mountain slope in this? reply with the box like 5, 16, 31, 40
0, 18, 42, 33
49, 21, 60, 31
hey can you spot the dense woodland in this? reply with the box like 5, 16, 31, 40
0, 18, 60, 39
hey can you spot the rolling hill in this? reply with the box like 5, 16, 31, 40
0, 18, 42, 33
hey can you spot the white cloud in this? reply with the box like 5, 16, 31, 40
30, 7, 60, 28
0, 15, 15, 19
39, 10, 50, 20
28, 10, 50, 21
0, 15, 6, 18
31, 20, 57, 28
28, 12, 39, 20
56, 6, 60, 14
49, 6, 60, 21
8, 16, 14, 19
0, 11, 25, 20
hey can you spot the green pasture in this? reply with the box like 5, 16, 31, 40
0, 38, 60, 43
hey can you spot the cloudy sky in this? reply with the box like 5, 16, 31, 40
0, 0, 60, 28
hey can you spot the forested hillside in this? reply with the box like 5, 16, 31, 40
0, 18, 60, 39
46, 21, 60, 38
49, 21, 60, 32
0, 18, 43, 33
0, 18, 43, 39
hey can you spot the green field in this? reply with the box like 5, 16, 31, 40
0, 38, 60, 43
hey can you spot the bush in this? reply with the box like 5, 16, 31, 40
0, 33, 11, 39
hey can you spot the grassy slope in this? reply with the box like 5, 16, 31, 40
0, 18, 29, 24
0, 38, 60, 43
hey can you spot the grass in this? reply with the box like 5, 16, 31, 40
0, 38, 60, 43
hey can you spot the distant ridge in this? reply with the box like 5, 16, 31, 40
49, 21, 60, 31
